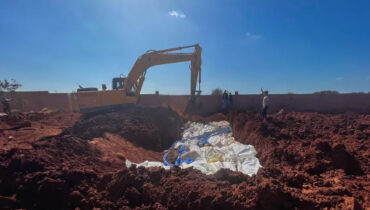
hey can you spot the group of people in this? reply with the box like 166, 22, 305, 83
221, 90, 233, 111
221, 88, 269, 122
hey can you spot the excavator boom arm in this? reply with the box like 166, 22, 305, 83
124, 44, 202, 97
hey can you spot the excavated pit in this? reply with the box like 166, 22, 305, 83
67, 106, 184, 152
0, 108, 368, 209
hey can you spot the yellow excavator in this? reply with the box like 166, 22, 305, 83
69, 44, 202, 112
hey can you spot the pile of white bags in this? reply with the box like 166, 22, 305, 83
126, 121, 262, 176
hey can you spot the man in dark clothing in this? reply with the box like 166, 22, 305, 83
228, 92, 233, 109
222, 90, 228, 110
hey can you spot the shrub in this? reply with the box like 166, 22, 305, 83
211, 88, 223, 96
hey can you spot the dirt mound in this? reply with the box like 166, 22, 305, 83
230, 111, 369, 208
68, 106, 184, 152
92, 167, 300, 209
0, 135, 102, 209
0, 107, 184, 209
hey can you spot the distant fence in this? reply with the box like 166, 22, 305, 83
1, 91, 369, 114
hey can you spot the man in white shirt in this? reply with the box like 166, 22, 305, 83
260, 88, 269, 122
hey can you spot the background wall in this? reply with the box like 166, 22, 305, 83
139, 93, 370, 114
1, 91, 369, 114
2, 91, 71, 112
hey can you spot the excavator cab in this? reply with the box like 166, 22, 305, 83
112, 75, 136, 96
112, 74, 125, 90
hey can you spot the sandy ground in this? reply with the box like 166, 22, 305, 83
0, 107, 368, 209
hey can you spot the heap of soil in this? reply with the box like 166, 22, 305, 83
0, 109, 369, 209
67, 106, 184, 152
231, 112, 369, 209
0, 107, 184, 209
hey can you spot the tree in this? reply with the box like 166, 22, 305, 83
211, 88, 223, 96
0, 79, 22, 92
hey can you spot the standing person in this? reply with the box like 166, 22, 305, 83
228, 92, 233, 109
260, 88, 269, 122
222, 90, 228, 110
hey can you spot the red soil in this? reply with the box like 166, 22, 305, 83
68, 106, 183, 152
0, 108, 368, 209
230, 112, 369, 209
0, 112, 80, 150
